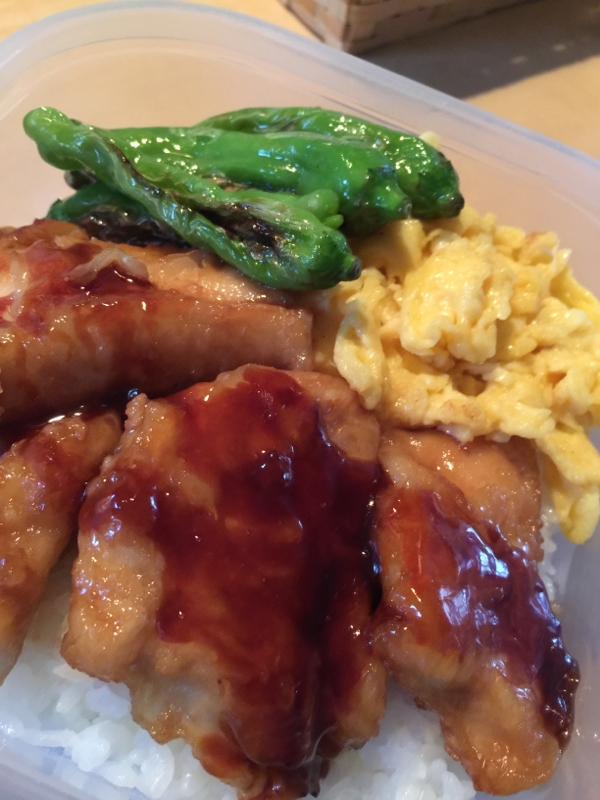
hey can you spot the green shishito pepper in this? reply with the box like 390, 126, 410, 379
104, 124, 411, 237
24, 105, 464, 290
24, 108, 359, 290
203, 107, 464, 219
48, 181, 191, 248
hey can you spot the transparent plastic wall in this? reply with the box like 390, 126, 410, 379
0, 3, 598, 800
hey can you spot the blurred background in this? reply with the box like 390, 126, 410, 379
2, 0, 599, 159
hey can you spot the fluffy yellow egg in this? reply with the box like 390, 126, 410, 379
311, 207, 600, 544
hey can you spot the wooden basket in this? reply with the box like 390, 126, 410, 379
280, 0, 530, 53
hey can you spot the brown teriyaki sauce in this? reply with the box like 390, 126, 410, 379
84, 366, 380, 773
16, 238, 152, 327
376, 486, 579, 747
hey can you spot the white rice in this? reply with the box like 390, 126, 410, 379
0, 513, 561, 800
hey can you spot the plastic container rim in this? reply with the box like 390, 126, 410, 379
0, 4, 597, 800
0, 0, 599, 180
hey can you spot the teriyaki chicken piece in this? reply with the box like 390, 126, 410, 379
0, 221, 313, 423
63, 366, 386, 800
0, 409, 121, 683
370, 429, 579, 795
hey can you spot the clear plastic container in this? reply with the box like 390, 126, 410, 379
0, 2, 598, 799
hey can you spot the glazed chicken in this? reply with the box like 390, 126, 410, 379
62, 366, 386, 800
370, 429, 579, 795
0, 409, 121, 683
390, 429, 545, 559
0, 221, 312, 423
0, 219, 580, 797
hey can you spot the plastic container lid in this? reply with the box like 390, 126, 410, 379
0, 3, 598, 799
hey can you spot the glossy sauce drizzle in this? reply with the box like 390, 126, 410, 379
21, 240, 152, 322
84, 367, 379, 773
376, 486, 579, 747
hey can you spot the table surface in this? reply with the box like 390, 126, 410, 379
1, 0, 599, 161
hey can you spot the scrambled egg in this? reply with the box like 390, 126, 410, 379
312, 207, 600, 544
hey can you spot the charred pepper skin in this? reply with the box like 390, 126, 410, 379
203, 106, 464, 219
24, 105, 464, 290
96, 125, 412, 237
49, 181, 346, 248
24, 107, 360, 291
48, 182, 193, 248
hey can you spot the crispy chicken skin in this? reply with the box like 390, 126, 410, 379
63, 366, 385, 800
370, 429, 579, 796
389, 429, 543, 559
0, 221, 312, 423
116, 240, 294, 306
0, 409, 121, 683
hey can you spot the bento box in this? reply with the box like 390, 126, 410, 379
0, 2, 598, 800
